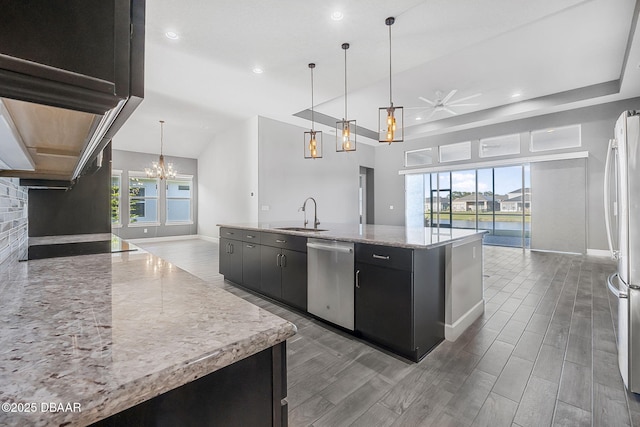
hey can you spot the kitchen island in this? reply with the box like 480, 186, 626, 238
218, 223, 485, 361
0, 248, 296, 426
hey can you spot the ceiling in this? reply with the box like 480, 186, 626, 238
112, 0, 640, 159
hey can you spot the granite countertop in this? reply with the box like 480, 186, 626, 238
28, 233, 112, 246
0, 249, 296, 426
218, 222, 486, 249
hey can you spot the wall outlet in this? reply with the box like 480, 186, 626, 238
261, 205, 270, 211
143, 228, 148, 233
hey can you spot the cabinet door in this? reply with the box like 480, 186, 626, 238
226, 240, 243, 284
281, 249, 307, 311
219, 238, 230, 276
242, 243, 261, 292
260, 246, 282, 300
355, 263, 413, 357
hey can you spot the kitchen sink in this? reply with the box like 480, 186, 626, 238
275, 227, 328, 232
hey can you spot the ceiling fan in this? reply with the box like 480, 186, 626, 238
409, 89, 482, 120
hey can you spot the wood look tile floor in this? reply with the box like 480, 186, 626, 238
134, 239, 640, 427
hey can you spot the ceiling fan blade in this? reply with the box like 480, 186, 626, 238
418, 96, 436, 106
447, 103, 479, 107
443, 107, 458, 115
449, 93, 482, 103
426, 109, 438, 120
405, 106, 432, 110
441, 89, 457, 105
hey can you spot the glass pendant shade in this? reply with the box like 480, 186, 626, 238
145, 120, 177, 179
378, 17, 404, 144
304, 63, 323, 159
336, 43, 356, 152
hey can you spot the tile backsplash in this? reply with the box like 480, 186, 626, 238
0, 177, 28, 266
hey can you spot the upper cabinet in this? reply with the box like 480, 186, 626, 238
0, 0, 145, 182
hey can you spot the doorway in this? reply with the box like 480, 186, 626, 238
359, 167, 374, 225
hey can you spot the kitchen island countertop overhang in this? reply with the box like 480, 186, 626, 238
0, 249, 296, 426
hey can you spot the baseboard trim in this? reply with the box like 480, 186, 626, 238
587, 249, 611, 258
127, 234, 200, 244
445, 300, 485, 342
199, 235, 219, 243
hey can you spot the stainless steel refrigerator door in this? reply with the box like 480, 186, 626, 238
615, 112, 630, 284
631, 285, 640, 393
624, 113, 640, 287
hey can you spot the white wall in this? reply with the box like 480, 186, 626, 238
197, 117, 259, 238
257, 116, 375, 225
373, 97, 640, 251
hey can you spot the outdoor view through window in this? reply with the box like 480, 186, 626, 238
406, 165, 531, 248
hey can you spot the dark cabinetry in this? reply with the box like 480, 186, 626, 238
219, 228, 308, 311
355, 243, 445, 362
0, 0, 144, 114
260, 234, 308, 310
219, 237, 242, 285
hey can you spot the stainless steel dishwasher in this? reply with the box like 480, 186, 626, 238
307, 238, 355, 330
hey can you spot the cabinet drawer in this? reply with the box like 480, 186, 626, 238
355, 243, 413, 271
261, 232, 307, 252
241, 230, 261, 243
220, 227, 241, 240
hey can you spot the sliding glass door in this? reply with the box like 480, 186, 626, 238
406, 164, 531, 248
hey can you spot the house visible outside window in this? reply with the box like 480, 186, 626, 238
111, 170, 122, 227
166, 176, 193, 224
129, 173, 159, 225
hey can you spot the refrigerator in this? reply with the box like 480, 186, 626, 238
604, 110, 640, 394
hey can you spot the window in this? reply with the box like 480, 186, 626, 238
166, 176, 193, 224
129, 174, 159, 225
111, 170, 122, 227
439, 141, 471, 163
405, 148, 434, 167
530, 124, 581, 152
405, 164, 531, 248
479, 133, 520, 158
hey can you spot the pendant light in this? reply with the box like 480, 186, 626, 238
304, 63, 323, 159
145, 120, 177, 180
378, 17, 403, 144
336, 43, 356, 152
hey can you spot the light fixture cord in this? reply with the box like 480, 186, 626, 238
388, 23, 393, 106
160, 121, 164, 155
344, 47, 348, 119
310, 66, 315, 132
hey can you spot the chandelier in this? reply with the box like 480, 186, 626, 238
145, 120, 177, 180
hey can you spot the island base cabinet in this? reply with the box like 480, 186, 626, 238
91, 342, 288, 427
281, 249, 307, 311
242, 242, 262, 292
355, 263, 414, 358
219, 237, 242, 284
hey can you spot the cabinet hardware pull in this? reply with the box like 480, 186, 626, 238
246, 244, 255, 248
276, 253, 281, 267
276, 239, 287, 244
229, 243, 234, 254
355, 270, 360, 288
226, 231, 234, 235
226, 242, 231, 254
372, 254, 390, 260
246, 235, 255, 239
281, 254, 287, 267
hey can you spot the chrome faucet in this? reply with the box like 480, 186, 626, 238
299, 197, 320, 229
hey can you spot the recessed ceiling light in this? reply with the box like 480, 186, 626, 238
511, 92, 521, 98
331, 11, 344, 21
165, 31, 179, 40
252, 67, 264, 74
415, 117, 423, 121
547, 129, 555, 133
